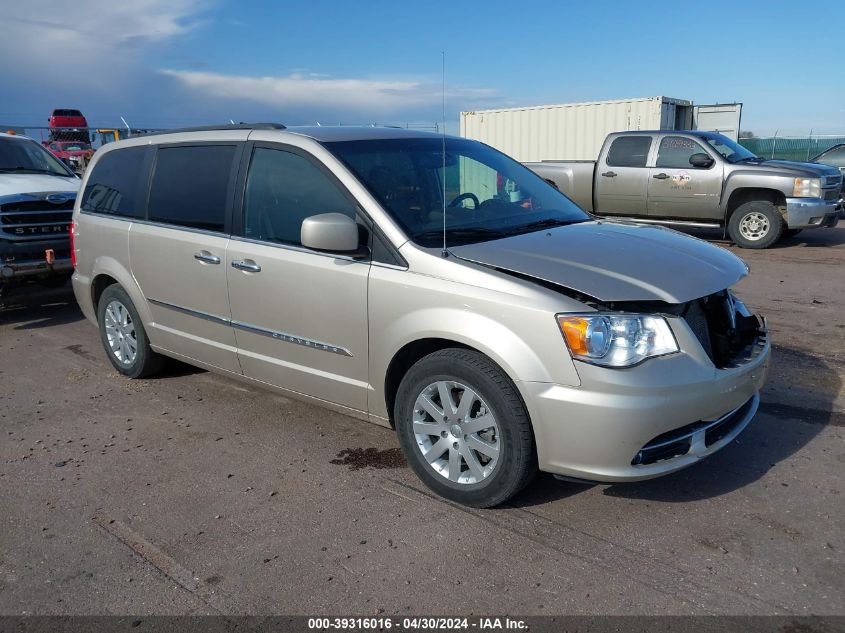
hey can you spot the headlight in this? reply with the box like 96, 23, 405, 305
793, 178, 821, 198
556, 314, 679, 368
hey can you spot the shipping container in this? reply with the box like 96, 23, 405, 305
460, 97, 741, 161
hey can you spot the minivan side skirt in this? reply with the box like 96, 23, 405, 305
147, 298, 354, 357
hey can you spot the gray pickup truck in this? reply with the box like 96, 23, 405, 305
526, 131, 842, 248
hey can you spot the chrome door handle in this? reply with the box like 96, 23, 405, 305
601, 171, 617, 178
652, 173, 670, 180
231, 259, 261, 273
193, 250, 221, 264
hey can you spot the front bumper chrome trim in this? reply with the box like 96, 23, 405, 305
784, 197, 840, 229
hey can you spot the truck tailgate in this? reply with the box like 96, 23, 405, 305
524, 161, 595, 212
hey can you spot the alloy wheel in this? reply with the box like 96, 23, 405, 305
412, 380, 500, 484
103, 300, 137, 365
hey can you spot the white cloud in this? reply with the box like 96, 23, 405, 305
0, 0, 208, 109
160, 69, 498, 117
4, 0, 204, 51
0, 0, 499, 125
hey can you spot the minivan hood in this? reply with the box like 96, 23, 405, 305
0, 173, 80, 197
450, 221, 748, 304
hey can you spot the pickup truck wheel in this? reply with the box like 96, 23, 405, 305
96, 285, 165, 378
394, 349, 536, 508
727, 201, 783, 249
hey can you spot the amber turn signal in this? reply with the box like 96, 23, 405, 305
557, 316, 590, 355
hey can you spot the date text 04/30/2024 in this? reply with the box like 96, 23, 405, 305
307, 617, 527, 630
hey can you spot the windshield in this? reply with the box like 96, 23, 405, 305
702, 134, 759, 163
56, 142, 90, 151
326, 137, 590, 247
0, 137, 74, 176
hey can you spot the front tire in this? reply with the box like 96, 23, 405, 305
394, 349, 536, 507
727, 200, 784, 249
97, 285, 164, 378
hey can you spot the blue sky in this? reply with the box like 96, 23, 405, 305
3, 0, 843, 136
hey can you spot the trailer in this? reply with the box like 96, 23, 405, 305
460, 96, 742, 161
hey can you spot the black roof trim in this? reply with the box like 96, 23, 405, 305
140, 122, 286, 136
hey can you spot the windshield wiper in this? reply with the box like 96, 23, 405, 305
733, 156, 763, 163
414, 227, 508, 242
503, 217, 585, 234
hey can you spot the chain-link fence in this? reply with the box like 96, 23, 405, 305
2, 126, 162, 148
3, 123, 441, 147
739, 136, 845, 162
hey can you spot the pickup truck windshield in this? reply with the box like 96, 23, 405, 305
702, 134, 760, 163
0, 137, 73, 177
326, 137, 589, 247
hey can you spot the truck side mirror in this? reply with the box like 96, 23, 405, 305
689, 153, 714, 168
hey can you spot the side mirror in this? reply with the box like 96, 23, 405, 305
301, 213, 364, 256
689, 153, 714, 168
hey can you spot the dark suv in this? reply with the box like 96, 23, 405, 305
811, 144, 845, 211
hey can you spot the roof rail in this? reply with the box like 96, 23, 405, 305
140, 122, 286, 136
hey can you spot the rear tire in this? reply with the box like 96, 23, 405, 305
727, 200, 783, 249
97, 285, 164, 378
394, 348, 536, 508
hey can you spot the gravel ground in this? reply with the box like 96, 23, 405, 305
0, 226, 843, 616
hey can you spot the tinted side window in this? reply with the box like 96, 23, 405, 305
243, 147, 357, 246
606, 136, 652, 168
81, 147, 147, 218
656, 137, 711, 169
148, 145, 236, 232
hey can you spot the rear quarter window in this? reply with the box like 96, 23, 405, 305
606, 136, 652, 168
81, 147, 148, 218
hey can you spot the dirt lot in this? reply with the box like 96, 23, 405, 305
1, 227, 843, 616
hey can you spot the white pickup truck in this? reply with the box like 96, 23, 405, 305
0, 132, 80, 294
525, 130, 842, 248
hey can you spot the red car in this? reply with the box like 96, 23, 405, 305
43, 140, 94, 170
48, 108, 89, 143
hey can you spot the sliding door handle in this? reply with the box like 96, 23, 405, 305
193, 251, 221, 264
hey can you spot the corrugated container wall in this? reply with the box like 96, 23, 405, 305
460, 97, 692, 162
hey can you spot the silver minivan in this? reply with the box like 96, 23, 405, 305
71, 124, 770, 507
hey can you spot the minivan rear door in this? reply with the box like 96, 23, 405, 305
226, 142, 371, 411
128, 142, 244, 373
